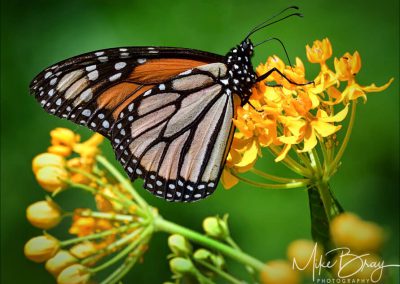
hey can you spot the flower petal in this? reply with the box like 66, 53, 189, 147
221, 168, 239, 189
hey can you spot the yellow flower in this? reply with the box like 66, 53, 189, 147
57, 264, 91, 284
306, 38, 332, 64
333, 79, 394, 104
287, 239, 323, 275
69, 212, 113, 240
35, 166, 69, 192
279, 104, 348, 152
306, 38, 338, 90
333, 51, 394, 103
331, 253, 383, 282
50, 128, 80, 148
69, 216, 96, 237
256, 55, 286, 83
95, 186, 125, 212
73, 133, 104, 165
334, 51, 362, 81
48, 145, 73, 157
66, 158, 92, 185
24, 235, 60, 263
32, 153, 65, 174
330, 213, 384, 253
70, 242, 97, 259
260, 260, 300, 284
26, 200, 62, 229
45, 250, 78, 277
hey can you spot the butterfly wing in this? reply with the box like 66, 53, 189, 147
111, 62, 239, 202
29, 47, 224, 137
29, 48, 237, 202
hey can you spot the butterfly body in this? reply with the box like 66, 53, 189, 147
29, 36, 259, 202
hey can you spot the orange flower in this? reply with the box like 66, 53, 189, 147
306, 38, 332, 64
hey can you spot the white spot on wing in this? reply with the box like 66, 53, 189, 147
87, 70, 98, 81
82, 109, 91, 117
86, 65, 96, 72
102, 120, 110, 129
109, 73, 122, 82
114, 62, 127, 70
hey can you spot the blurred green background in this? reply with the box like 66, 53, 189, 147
1, 0, 398, 283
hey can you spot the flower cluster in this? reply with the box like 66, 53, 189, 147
25, 129, 270, 284
222, 38, 393, 189
26, 129, 154, 284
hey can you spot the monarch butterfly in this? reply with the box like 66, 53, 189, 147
29, 7, 306, 202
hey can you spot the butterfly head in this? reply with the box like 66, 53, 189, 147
225, 39, 257, 105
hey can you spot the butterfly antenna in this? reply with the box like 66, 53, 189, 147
246, 12, 303, 39
246, 6, 299, 39
254, 37, 293, 67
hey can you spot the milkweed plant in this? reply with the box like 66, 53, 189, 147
25, 38, 395, 284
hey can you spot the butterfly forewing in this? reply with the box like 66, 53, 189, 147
29, 47, 224, 138
110, 63, 239, 202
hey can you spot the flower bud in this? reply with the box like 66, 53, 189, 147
287, 239, 323, 275
26, 200, 62, 229
193, 249, 225, 268
193, 248, 211, 260
70, 242, 96, 259
36, 166, 69, 192
24, 235, 60, 263
202, 215, 229, 239
32, 153, 65, 174
331, 213, 384, 253
168, 234, 192, 256
48, 145, 72, 157
57, 264, 90, 284
169, 257, 194, 276
260, 260, 300, 284
45, 250, 77, 277
50, 128, 79, 147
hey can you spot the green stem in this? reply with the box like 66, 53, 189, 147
60, 223, 138, 247
226, 237, 257, 281
250, 168, 309, 184
101, 256, 138, 284
64, 179, 131, 209
78, 210, 135, 222
96, 156, 148, 210
232, 171, 308, 189
319, 138, 330, 174
154, 217, 265, 272
329, 102, 356, 176
66, 166, 106, 186
194, 259, 244, 284
90, 226, 151, 273
269, 145, 312, 177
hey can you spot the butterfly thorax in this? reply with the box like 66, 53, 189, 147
224, 39, 257, 106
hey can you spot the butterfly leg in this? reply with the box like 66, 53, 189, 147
256, 67, 314, 86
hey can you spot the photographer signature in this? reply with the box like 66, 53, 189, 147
292, 243, 400, 283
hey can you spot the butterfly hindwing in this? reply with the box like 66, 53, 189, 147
110, 63, 238, 202
29, 47, 224, 138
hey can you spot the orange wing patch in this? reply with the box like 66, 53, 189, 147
129, 58, 208, 84
97, 58, 209, 120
